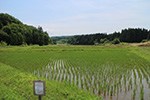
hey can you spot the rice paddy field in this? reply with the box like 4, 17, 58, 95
0, 45, 150, 100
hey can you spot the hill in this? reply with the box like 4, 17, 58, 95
0, 13, 52, 46
51, 36, 73, 44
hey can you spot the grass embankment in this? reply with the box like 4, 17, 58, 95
0, 44, 130, 52
0, 62, 97, 100
130, 46, 150, 62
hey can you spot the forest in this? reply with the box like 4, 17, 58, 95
0, 13, 52, 46
51, 36, 73, 44
67, 28, 150, 45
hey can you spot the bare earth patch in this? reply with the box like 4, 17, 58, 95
132, 42, 150, 47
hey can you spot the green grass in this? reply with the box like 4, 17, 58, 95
0, 45, 150, 100
131, 46, 150, 62
0, 45, 133, 72
0, 52, 53, 72
0, 44, 130, 53
0, 62, 98, 100
0, 83, 26, 100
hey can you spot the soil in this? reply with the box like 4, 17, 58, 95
132, 42, 150, 47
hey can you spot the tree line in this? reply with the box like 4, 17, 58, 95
1, 13, 150, 46
0, 13, 52, 46
67, 28, 150, 45
51, 36, 73, 44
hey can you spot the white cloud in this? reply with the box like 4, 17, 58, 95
19, 0, 150, 36
40, 8, 148, 36
41, 22, 117, 36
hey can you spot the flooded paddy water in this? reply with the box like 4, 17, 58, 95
32, 59, 150, 100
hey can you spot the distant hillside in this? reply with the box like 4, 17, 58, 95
51, 36, 73, 44
0, 13, 52, 46
67, 28, 150, 45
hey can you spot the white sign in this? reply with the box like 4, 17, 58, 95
33, 80, 45, 96
35, 82, 44, 95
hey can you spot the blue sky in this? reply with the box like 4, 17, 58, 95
1, 0, 150, 36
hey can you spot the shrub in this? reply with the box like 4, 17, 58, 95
112, 38, 120, 44
21, 42, 28, 47
0, 41, 7, 46
141, 39, 148, 43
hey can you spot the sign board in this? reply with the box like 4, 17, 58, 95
33, 80, 45, 96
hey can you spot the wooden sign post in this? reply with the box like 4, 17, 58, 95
33, 79, 45, 100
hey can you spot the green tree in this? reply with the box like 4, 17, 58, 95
100, 38, 108, 43
147, 32, 150, 40
0, 30, 9, 42
0, 13, 52, 46
39, 33, 44, 46
38, 26, 43, 33
93, 39, 98, 45
0, 41, 7, 46
10, 32, 24, 45
2, 25, 11, 35
0, 13, 22, 28
43, 32, 50, 45
112, 38, 120, 44
0, 21, 3, 29
120, 28, 149, 43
